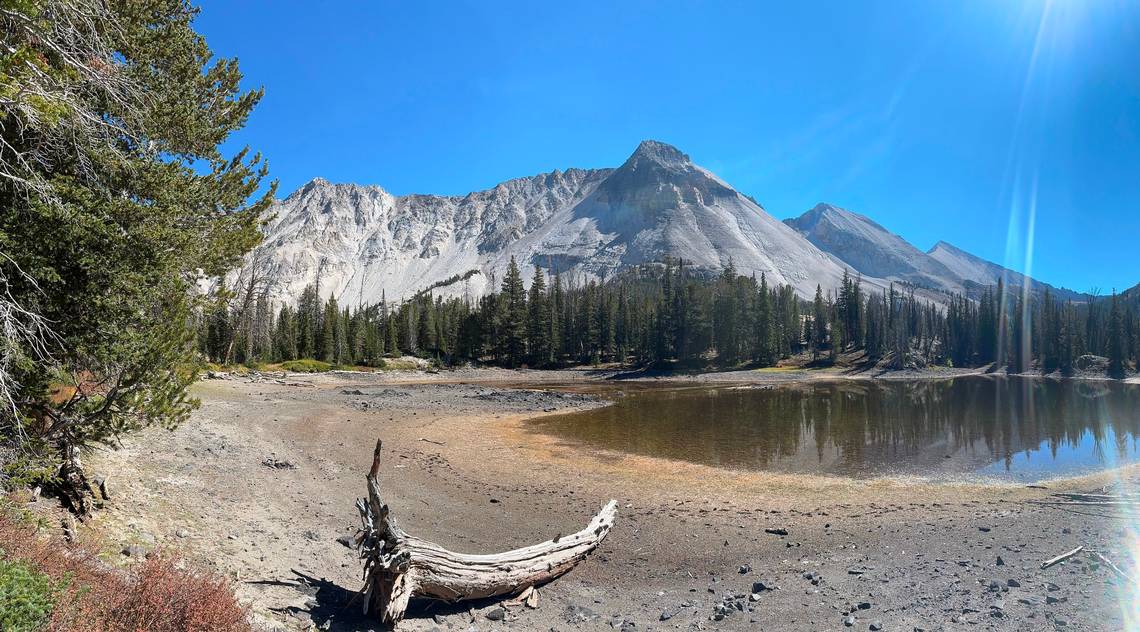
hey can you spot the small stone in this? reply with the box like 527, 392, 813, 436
175, 528, 190, 538
765, 527, 789, 536
1007, 579, 1020, 588
659, 610, 673, 621
738, 564, 751, 574
869, 622, 883, 631
121, 544, 145, 557
1046, 595, 1060, 604
996, 556, 1005, 566
485, 607, 506, 621
844, 615, 857, 626
749, 593, 761, 602
857, 602, 872, 610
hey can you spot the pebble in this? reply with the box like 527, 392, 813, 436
485, 607, 506, 621
121, 544, 146, 557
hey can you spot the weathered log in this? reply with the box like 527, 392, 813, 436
355, 439, 617, 627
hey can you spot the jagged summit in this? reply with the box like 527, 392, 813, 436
626, 139, 692, 169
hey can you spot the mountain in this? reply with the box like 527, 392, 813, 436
926, 241, 1086, 301
244, 140, 1081, 308
246, 141, 871, 305
783, 204, 1086, 301
784, 203, 961, 292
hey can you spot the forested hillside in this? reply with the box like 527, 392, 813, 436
201, 258, 1139, 377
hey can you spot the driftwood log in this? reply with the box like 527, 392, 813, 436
355, 439, 617, 626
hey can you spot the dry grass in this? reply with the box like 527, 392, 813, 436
0, 505, 252, 632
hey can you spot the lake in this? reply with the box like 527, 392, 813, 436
530, 377, 1140, 482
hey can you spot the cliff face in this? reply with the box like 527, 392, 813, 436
247, 140, 856, 304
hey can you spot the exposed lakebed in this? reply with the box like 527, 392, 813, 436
530, 376, 1140, 481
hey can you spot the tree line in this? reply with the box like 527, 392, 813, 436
201, 257, 1139, 377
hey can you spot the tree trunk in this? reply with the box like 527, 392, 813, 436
355, 439, 617, 627
55, 439, 96, 515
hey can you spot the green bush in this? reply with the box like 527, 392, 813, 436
0, 556, 63, 632
279, 359, 332, 373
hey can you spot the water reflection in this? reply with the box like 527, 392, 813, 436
531, 377, 1140, 481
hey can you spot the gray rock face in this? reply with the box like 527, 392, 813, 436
241, 139, 1080, 307
240, 140, 877, 306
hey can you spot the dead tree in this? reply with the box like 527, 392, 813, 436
355, 439, 617, 627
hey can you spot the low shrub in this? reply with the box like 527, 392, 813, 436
0, 505, 252, 631
0, 557, 62, 632
278, 359, 332, 373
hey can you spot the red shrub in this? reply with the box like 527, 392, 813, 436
0, 506, 252, 632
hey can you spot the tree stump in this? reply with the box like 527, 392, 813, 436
355, 439, 617, 627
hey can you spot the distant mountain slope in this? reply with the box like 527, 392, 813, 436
927, 241, 1086, 300
782, 203, 1086, 301
784, 203, 961, 292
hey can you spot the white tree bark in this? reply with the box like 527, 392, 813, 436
355, 439, 617, 627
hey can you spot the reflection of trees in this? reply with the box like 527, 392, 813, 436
536, 379, 1140, 476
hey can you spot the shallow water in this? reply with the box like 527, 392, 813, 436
530, 377, 1140, 481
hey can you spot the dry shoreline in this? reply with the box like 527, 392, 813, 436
76, 368, 1137, 631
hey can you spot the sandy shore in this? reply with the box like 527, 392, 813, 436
81, 368, 1138, 631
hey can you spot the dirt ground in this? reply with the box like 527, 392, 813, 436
77, 367, 1139, 631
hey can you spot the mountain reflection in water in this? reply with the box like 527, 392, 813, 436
530, 377, 1140, 481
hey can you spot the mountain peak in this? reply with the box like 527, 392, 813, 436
627, 140, 691, 169
928, 240, 965, 255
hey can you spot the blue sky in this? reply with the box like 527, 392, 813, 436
197, 0, 1140, 293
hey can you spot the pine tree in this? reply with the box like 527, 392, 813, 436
0, 0, 273, 505
386, 312, 400, 357
812, 284, 828, 360
1108, 291, 1126, 378
500, 257, 527, 367
527, 265, 551, 366
322, 297, 338, 362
